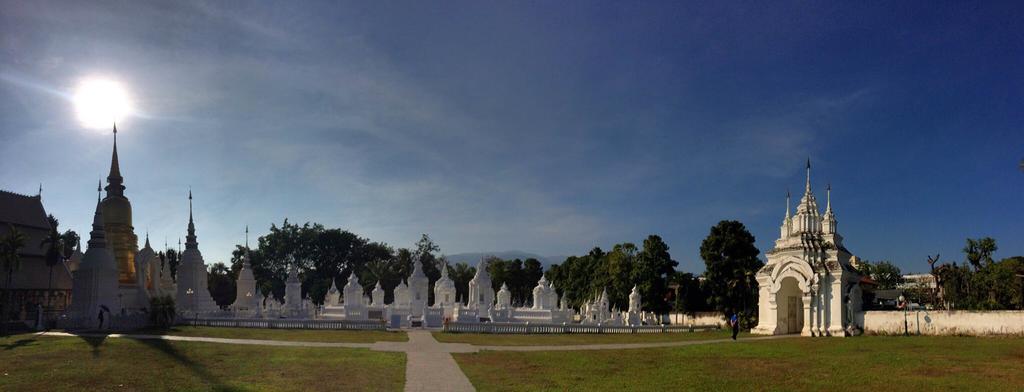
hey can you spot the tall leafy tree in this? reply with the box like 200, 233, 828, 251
60, 230, 80, 261
633, 235, 679, 313
963, 237, 998, 270
700, 220, 763, 325
164, 247, 180, 281
207, 262, 236, 307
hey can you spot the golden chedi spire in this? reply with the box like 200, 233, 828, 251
101, 123, 139, 285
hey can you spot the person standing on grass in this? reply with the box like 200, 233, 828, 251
730, 312, 739, 340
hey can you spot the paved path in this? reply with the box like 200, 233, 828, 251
38, 330, 789, 392
372, 330, 476, 392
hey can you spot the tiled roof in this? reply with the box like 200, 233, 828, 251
0, 190, 50, 229
0, 189, 52, 257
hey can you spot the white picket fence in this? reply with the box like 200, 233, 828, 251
442, 321, 720, 334
179, 317, 386, 331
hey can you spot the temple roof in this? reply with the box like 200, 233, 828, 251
0, 190, 51, 258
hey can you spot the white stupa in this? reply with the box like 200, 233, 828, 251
70, 183, 120, 324
433, 263, 456, 308
467, 258, 494, 310
408, 258, 428, 317
175, 190, 218, 314
231, 227, 260, 314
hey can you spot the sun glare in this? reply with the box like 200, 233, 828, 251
73, 78, 133, 129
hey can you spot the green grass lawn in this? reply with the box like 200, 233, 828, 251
434, 329, 737, 346
129, 326, 407, 343
453, 335, 1024, 391
0, 334, 405, 391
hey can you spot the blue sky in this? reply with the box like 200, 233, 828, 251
2, 1, 1021, 273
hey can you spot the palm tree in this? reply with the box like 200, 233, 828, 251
40, 225, 65, 310
1, 224, 27, 334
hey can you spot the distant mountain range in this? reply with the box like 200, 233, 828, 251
444, 251, 567, 268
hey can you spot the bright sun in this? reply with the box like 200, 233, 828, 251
73, 78, 133, 129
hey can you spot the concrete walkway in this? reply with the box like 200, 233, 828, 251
38, 330, 787, 392
372, 330, 477, 392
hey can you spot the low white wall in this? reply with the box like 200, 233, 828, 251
862, 310, 1024, 336
667, 312, 727, 327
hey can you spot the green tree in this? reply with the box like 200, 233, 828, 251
856, 260, 903, 290
60, 230, 80, 261
670, 271, 710, 314
207, 262, 236, 308
1, 225, 27, 333
522, 258, 544, 305
633, 235, 678, 313
964, 237, 998, 270
164, 247, 180, 281
700, 220, 763, 327
448, 262, 476, 304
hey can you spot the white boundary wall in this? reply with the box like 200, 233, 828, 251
862, 310, 1024, 336
667, 312, 727, 327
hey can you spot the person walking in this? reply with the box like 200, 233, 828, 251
97, 309, 104, 330
730, 312, 739, 340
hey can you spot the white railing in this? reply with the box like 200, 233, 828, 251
442, 321, 720, 334
179, 317, 386, 331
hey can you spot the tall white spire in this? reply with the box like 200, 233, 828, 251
804, 158, 811, 194
785, 189, 791, 219
185, 189, 198, 250
825, 183, 832, 213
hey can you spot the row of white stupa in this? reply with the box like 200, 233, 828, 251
317, 258, 651, 327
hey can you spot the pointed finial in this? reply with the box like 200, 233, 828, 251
826, 183, 832, 212
784, 188, 792, 219
113, 122, 117, 135
245, 225, 249, 248
38, 183, 42, 196
96, 179, 102, 202
804, 158, 812, 193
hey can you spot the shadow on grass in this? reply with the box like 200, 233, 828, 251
75, 333, 109, 357
135, 337, 236, 391
2, 338, 37, 350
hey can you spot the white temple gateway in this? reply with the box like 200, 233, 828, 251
752, 161, 862, 337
